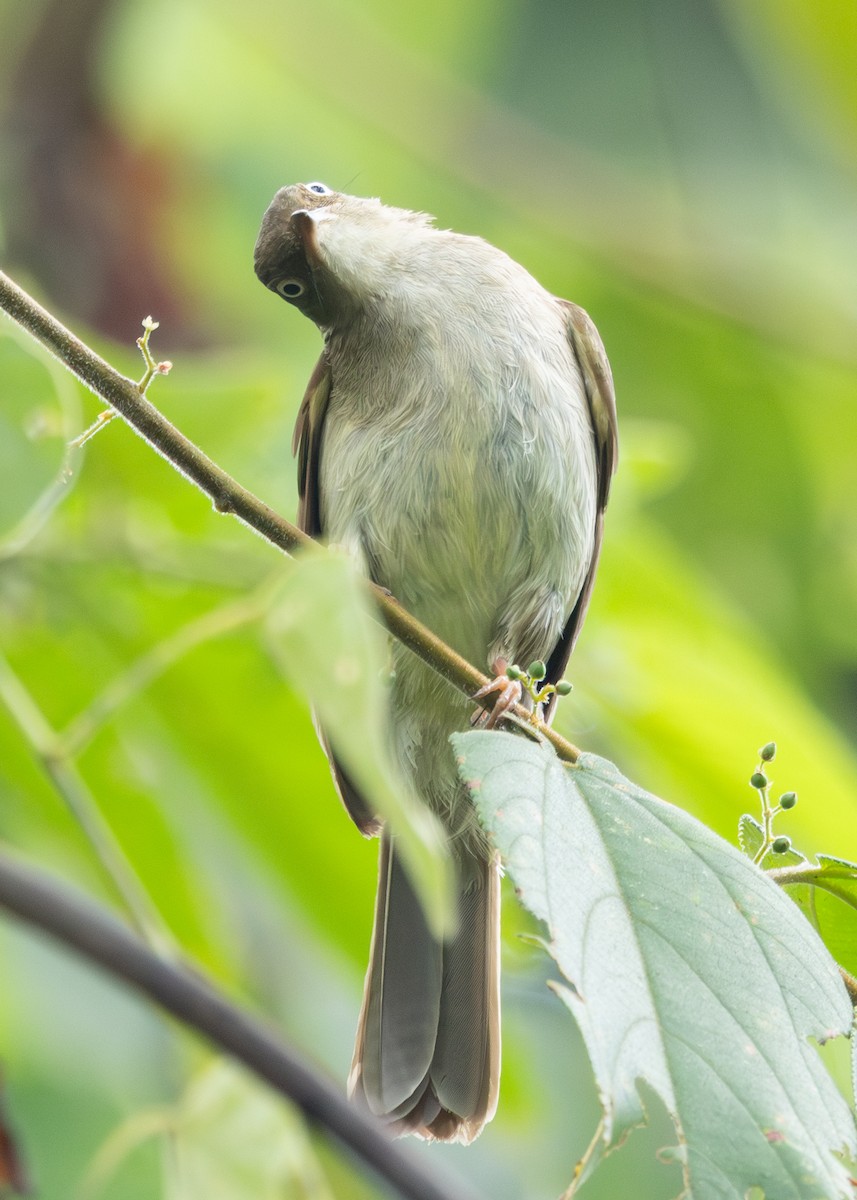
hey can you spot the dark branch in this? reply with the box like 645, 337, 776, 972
0, 846, 484, 1200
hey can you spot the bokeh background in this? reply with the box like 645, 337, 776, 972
1, 0, 856, 1197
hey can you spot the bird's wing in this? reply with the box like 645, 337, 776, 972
293, 352, 332, 538
544, 300, 618, 717
294, 354, 383, 836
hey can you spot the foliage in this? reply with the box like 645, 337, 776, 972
456, 732, 856, 1198
2, 1, 857, 1198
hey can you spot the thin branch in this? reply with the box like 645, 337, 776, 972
0, 847, 484, 1200
839, 968, 857, 1009
0, 651, 172, 952
58, 576, 281, 757
0, 269, 581, 765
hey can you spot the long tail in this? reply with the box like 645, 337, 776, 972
348, 833, 501, 1143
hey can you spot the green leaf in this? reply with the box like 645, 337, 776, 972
768, 855, 857, 979
453, 731, 856, 1200
265, 546, 452, 934
82, 1060, 334, 1200
737, 814, 807, 868
169, 1060, 334, 1200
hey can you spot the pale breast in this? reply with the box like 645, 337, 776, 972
319, 254, 598, 670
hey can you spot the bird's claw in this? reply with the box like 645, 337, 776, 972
472, 672, 523, 729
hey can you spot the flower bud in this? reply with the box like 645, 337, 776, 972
527, 660, 547, 681
749, 772, 768, 790
778, 792, 797, 810
555, 680, 573, 696
759, 742, 776, 762
771, 836, 791, 854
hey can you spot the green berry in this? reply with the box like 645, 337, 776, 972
506, 664, 523, 680
555, 680, 573, 696
778, 791, 797, 810
771, 836, 791, 854
759, 742, 777, 762
527, 660, 547, 681
749, 772, 768, 790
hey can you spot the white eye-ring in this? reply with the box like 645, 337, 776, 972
306, 182, 332, 195
275, 278, 306, 299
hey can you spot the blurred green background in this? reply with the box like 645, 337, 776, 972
1, 0, 856, 1197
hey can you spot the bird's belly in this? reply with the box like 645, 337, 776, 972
320, 382, 597, 672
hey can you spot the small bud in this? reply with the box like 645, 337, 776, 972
759, 742, 776, 762
749, 772, 768, 790
555, 680, 573, 696
778, 791, 797, 810
506, 664, 523, 680
771, 836, 791, 854
527, 660, 547, 681
156, 360, 173, 375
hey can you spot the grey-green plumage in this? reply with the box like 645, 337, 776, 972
254, 182, 617, 1142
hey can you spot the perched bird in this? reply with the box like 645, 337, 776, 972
254, 183, 617, 1143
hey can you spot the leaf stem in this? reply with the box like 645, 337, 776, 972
0, 650, 173, 952
766, 863, 857, 906
750, 757, 781, 865
59, 576, 281, 758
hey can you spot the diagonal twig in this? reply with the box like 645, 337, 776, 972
0, 268, 581, 765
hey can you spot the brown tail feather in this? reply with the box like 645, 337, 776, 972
348, 834, 500, 1143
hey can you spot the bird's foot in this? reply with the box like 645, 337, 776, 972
472, 659, 523, 729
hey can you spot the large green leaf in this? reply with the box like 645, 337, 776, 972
454, 731, 856, 1199
265, 547, 452, 934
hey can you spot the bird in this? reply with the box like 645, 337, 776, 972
254, 182, 617, 1143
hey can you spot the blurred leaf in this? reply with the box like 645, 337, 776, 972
83, 1060, 333, 1200
454, 731, 856, 1199
581, 513, 857, 857
169, 1060, 334, 1200
265, 547, 452, 934
81, 1107, 172, 1199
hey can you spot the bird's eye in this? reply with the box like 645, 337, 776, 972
306, 182, 331, 195
275, 278, 306, 299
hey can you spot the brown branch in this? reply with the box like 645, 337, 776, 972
0, 846, 484, 1200
0, 268, 581, 764
839, 967, 857, 1009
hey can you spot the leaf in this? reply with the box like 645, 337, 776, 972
265, 546, 452, 934
82, 1060, 334, 1200
168, 1060, 334, 1200
737, 815, 807, 868
453, 731, 857, 1200
768, 855, 857, 980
